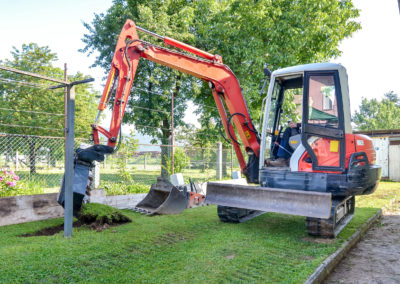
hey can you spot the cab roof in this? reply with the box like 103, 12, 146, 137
272, 62, 346, 78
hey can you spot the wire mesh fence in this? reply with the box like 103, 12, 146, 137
0, 132, 241, 196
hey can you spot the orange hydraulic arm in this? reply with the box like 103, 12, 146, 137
92, 20, 260, 180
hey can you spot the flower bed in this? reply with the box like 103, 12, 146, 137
0, 168, 45, 198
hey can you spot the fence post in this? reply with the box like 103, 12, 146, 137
216, 142, 222, 180
15, 150, 19, 171
231, 144, 234, 176
171, 91, 175, 175
144, 154, 147, 170
93, 161, 100, 189
64, 85, 75, 238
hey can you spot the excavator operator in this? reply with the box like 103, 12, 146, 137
267, 121, 300, 167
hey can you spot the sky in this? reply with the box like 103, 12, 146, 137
0, 0, 399, 119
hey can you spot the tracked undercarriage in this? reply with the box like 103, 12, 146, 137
216, 195, 355, 238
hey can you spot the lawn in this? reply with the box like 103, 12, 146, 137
0, 181, 398, 283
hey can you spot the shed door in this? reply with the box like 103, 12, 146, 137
389, 144, 400, 181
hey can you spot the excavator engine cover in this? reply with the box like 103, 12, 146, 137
134, 177, 188, 215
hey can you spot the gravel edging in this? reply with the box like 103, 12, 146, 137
304, 209, 382, 284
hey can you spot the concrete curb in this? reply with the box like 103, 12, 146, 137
304, 209, 382, 284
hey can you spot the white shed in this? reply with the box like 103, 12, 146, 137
355, 130, 400, 181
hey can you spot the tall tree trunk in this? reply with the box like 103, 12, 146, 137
28, 137, 37, 174
160, 135, 170, 178
201, 149, 206, 173
160, 117, 171, 179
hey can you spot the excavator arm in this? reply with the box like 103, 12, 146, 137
92, 20, 260, 182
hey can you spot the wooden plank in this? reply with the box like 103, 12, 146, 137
0, 193, 64, 227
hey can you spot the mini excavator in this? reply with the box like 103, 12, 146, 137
58, 20, 381, 238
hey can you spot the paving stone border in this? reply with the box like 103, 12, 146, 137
305, 209, 383, 284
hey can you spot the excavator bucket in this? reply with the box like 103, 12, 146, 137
134, 177, 188, 215
206, 181, 332, 219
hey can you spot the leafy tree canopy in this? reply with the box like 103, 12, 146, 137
82, 0, 361, 149
353, 91, 400, 131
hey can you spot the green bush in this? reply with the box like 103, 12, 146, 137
0, 169, 21, 197
0, 169, 46, 198
163, 147, 190, 175
101, 181, 149, 196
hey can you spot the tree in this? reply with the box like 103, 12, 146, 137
0, 43, 98, 173
82, 0, 361, 176
353, 91, 400, 131
116, 130, 139, 182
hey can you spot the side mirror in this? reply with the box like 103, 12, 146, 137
263, 64, 272, 78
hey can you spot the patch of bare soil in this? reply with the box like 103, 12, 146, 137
324, 210, 400, 284
20, 214, 131, 237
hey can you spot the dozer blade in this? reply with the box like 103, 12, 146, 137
206, 182, 332, 219
134, 177, 187, 215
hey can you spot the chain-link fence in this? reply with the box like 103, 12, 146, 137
0, 132, 241, 195
0, 133, 90, 193
99, 143, 240, 185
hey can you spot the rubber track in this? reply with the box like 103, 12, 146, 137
217, 206, 257, 223
306, 196, 355, 238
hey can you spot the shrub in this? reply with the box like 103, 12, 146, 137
163, 148, 190, 175
0, 169, 46, 198
0, 169, 21, 197
101, 181, 149, 196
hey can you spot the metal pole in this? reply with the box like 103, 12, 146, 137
64, 85, 75, 238
64, 64, 67, 139
171, 92, 174, 175
0, 64, 68, 84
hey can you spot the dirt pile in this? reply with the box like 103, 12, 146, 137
20, 203, 131, 237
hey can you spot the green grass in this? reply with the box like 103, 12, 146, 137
79, 203, 131, 225
0, 181, 398, 283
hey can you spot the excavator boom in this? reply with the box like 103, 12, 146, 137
92, 20, 260, 181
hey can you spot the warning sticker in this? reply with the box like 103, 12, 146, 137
330, 140, 339, 152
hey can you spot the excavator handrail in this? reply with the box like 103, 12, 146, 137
92, 19, 260, 179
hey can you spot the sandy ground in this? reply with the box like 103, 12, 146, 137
324, 209, 400, 284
